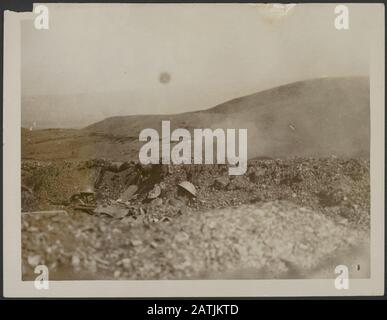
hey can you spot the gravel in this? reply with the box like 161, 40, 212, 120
21, 157, 370, 280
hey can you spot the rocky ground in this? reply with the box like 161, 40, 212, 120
21, 157, 370, 280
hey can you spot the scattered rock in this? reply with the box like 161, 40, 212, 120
178, 206, 190, 215
227, 176, 251, 190
131, 239, 143, 247
120, 258, 131, 269
121, 216, 136, 225
119, 185, 138, 202
150, 198, 163, 206
175, 231, 190, 242
150, 241, 158, 248
71, 255, 81, 268
148, 185, 161, 199
94, 204, 129, 219
21, 158, 370, 280
213, 176, 229, 189
27, 255, 41, 267
248, 167, 266, 183
169, 198, 185, 208
21, 198, 370, 280
317, 190, 342, 207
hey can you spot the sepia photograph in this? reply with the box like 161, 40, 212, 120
2, 2, 385, 297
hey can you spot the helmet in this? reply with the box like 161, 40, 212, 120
177, 181, 197, 197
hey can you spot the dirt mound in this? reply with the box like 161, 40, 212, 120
21, 158, 370, 226
21, 157, 370, 280
22, 200, 369, 280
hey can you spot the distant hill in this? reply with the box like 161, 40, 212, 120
22, 77, 369, 161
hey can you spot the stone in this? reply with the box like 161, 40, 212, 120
213, 176, 229, 189
175, 231, 189, 242
119, 185, 138, 202
148, 185, 161, 199
94, 204, 129, 219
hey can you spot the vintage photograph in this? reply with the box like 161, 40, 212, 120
3, 3, 384, 296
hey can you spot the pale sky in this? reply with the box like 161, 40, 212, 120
21, 3, 374, 119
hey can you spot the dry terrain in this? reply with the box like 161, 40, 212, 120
21, 77, 370, 280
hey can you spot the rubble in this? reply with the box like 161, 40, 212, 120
226, 176, 252, 191
213, 176, 229, 189
21, 157, 370, 225
150, 198, 163, 206
147, 184, 161, 199
118, 185, 138, 202
21, 200, 370, 280
94, 203, 129, 219
22, 210, 68, 216
21, 157, 371, 280
70, 191, 97, 213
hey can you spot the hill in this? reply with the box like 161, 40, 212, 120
22, 77, 370, 161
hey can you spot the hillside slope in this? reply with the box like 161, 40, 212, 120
22, 77, 369, 161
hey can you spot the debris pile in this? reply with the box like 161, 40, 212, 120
21, 157, 370, 280
21, 157, 370, 225
22, 200, 369, 280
